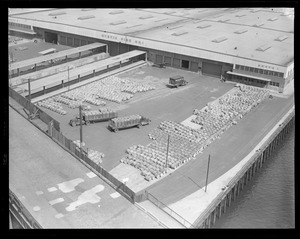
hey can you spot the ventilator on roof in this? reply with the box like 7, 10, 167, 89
139, 15, 153, 20
256, 44, 271, 52
78, 15, 95, 20
281, 12, 289, 16
253, 23, 264, 27
172, 30, 188, 36
193, 19, 202, 23
234, 29, 248, 34
218, 18, 230, 22
275, 35, 288, 41
164, 10, 176, 14
49, 11, 66, 16
155, 18, 168, 22
127, 24, 143, 29
168, 25, 183, 30
110, 20, 126, 25
268, 17, 278, 21
212, 36, 228, 43
197, 23, 211, 29
109, 10, 124, 15
235, 14, 246, 17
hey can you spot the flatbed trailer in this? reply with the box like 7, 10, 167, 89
69, 109, 118, 127
108, 115, 151, 132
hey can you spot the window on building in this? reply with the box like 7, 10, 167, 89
250, 67, 254, 72
274, 72, 279, 77
259, 69, 263, 74
275, 82, 279, 87
245, 66, 249, 71
263, 70, 268, 75
279, 73, 284, 78
241, 66, 245, 70
254, 68, 258, 73
74, 38, 80, 47
268, 71, 273, 76
235, 65, 240, 70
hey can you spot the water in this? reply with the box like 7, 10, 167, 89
213, 124, 295, 228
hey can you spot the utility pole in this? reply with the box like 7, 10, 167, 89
205, 154, 211, 192
79, 105, 83, 155
165, 134, 170, 168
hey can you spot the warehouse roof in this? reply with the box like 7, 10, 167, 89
9, 8, 294, 66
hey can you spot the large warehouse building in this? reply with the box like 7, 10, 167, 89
9, 8, 294, 92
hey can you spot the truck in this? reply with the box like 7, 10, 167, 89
108, 115, 151, 132
69, 109, 118, 127
166, 75, 188, 88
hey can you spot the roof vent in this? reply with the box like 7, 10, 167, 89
197, 23, 211, 29
81, 9, 95, 11
49, 11, 66, 16
234, 29, 248, 34
109, 10, 124, 15
253, 23, 264, 27
256, 44, 271, 52
218, 18, 230, 22
164, 10, 176, 14
172, 30, 188, 36
110, 20, 126, 25
127, 24, 143, 29
268, 17, 278, 21
78, 15, 95, 20
281, 12, 289, 16
139, 15, 153, 20
168, 25, 183, 30
213, 15, 223, 19
193, 19, 202, 23
275, 35, 288, 41
235, 14, 246, 17
212, 36, 228, 43
155, 18, 168, 22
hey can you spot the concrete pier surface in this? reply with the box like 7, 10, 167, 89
9, 106, 162, 228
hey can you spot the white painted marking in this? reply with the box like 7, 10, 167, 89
86, 172, 97, 178
36, 191, 43, 196
55, 213, 64, 219
57, 178, 84, 193
110, 192, 121, 199
65, 185, 104, 212
33, 206, 40, 211
48, 187, 57, 192
49, 197, 64, 205
122, 178, 129, 184
19, 196, 26, 201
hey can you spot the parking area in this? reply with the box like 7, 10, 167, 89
36, 65, 233, 171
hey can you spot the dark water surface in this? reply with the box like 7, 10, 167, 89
213, 124, 295, 228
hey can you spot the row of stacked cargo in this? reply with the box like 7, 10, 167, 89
36, 98, 67, 115
121, 86, 270, 182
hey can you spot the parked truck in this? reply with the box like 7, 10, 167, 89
108, 114, 151, 132
166, 75, 188, 88
69, 109, 118, 127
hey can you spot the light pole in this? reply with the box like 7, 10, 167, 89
79, 104, 83, 156
27, 77, 31, 102
205, 154, 211, 192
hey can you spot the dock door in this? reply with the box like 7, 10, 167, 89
202, 62, 222, 78
45, 31, 58, 44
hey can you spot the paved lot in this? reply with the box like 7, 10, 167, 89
9, 107, 162, 228
39, 65, 233, 171
146, 90, 294, 206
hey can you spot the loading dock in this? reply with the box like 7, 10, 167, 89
202, 62, 222, 78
